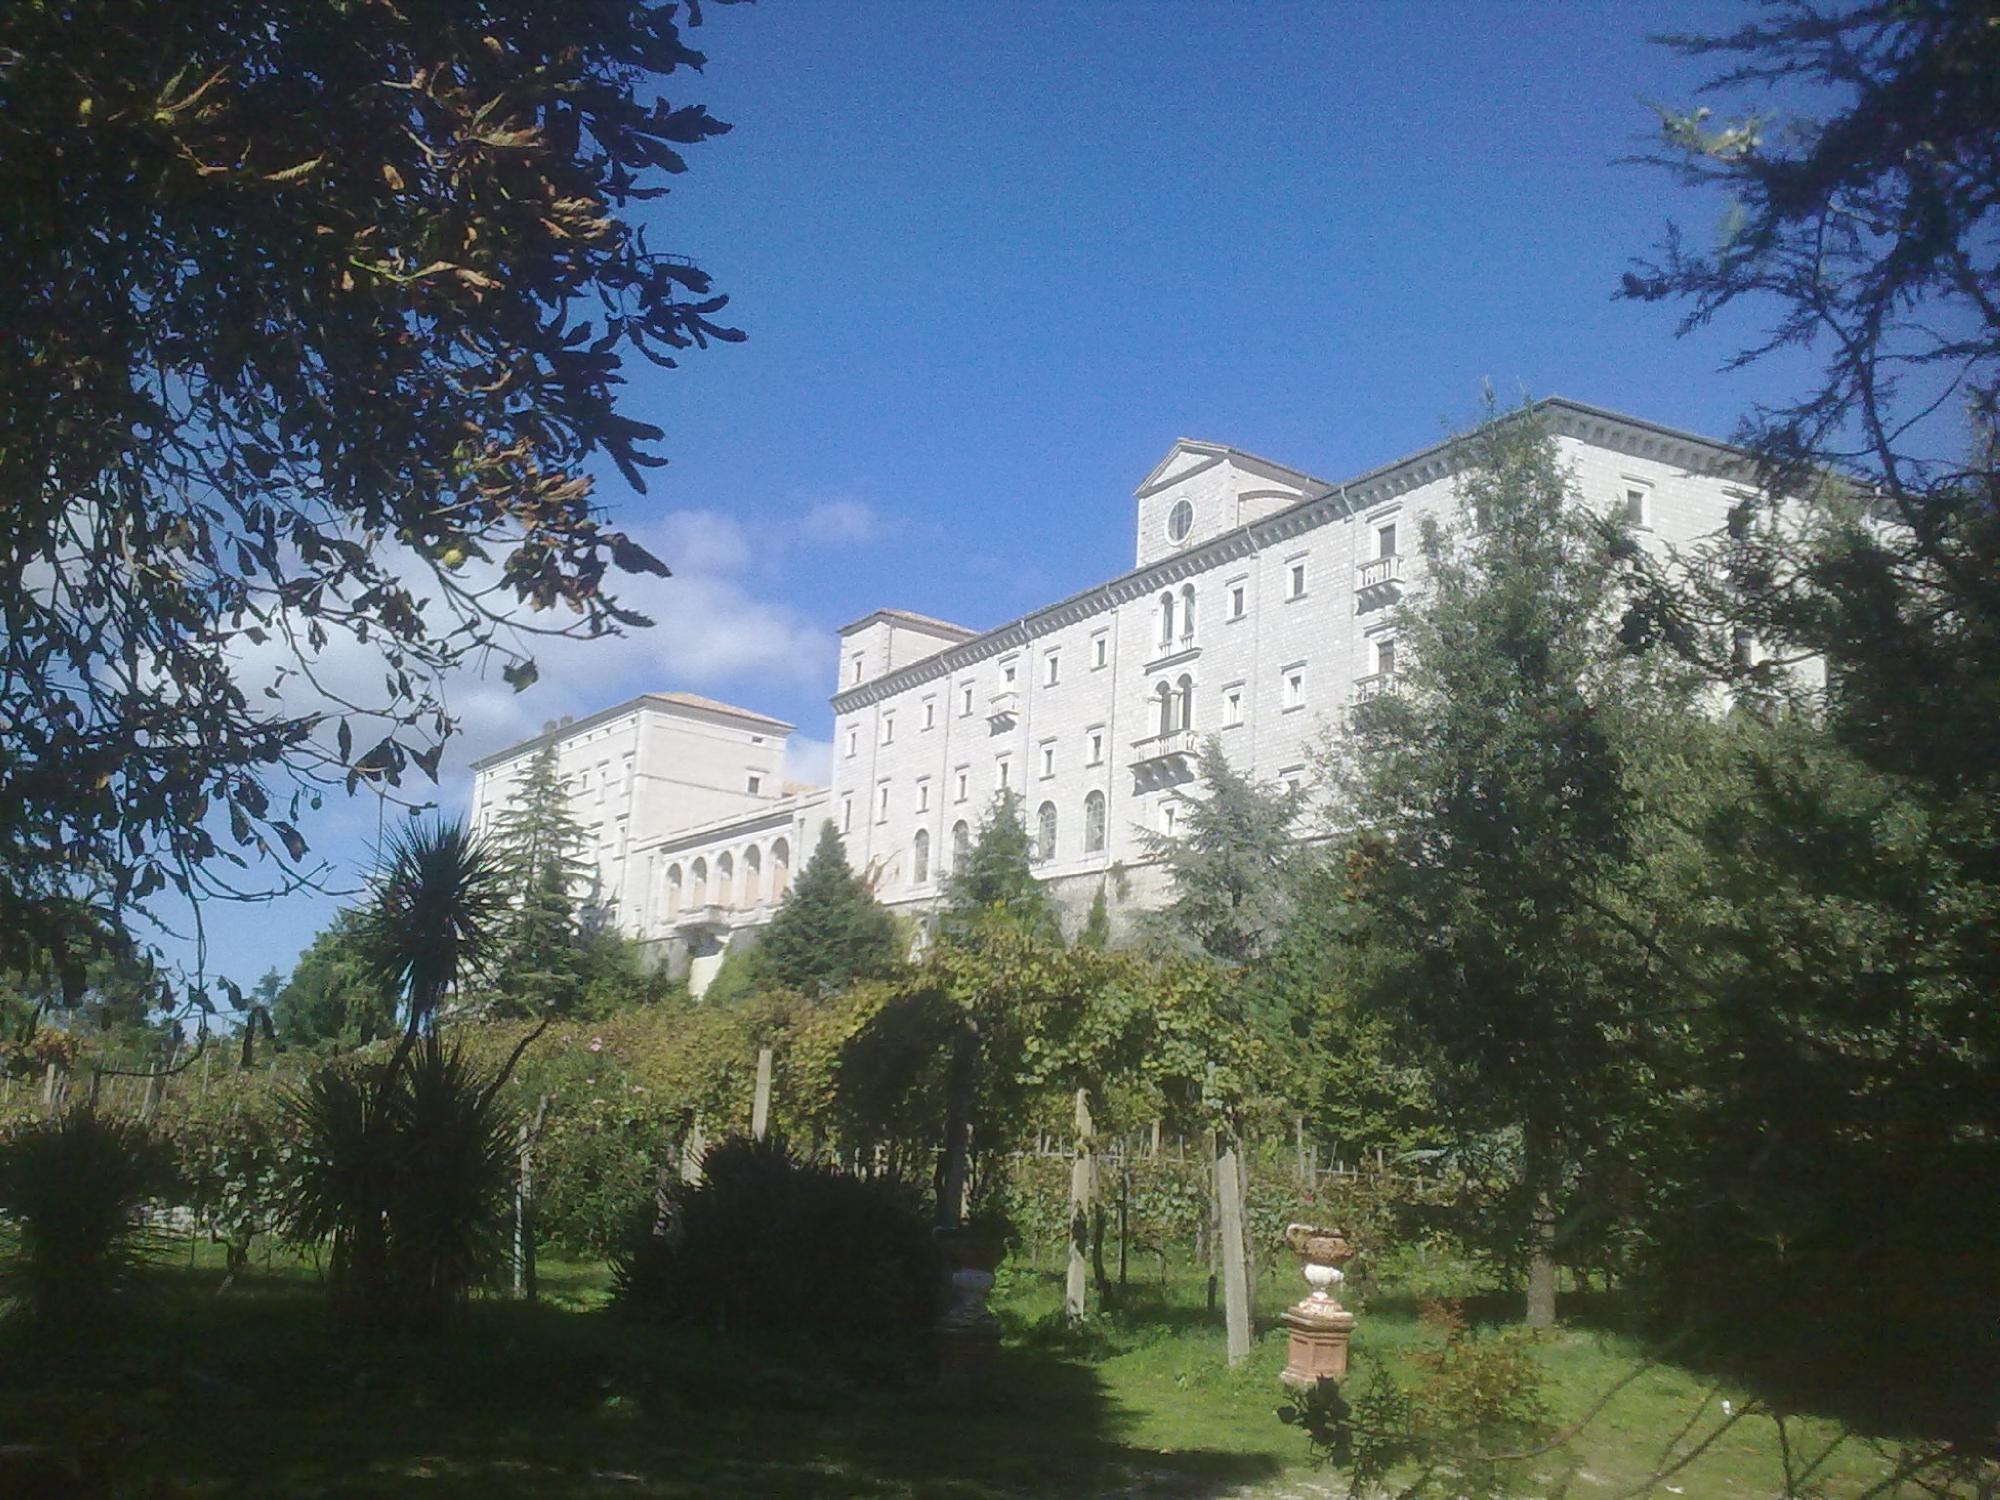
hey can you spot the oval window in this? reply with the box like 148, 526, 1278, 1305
1166, 499, 1194, 543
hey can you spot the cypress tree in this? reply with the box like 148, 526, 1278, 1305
942, 792, 1056, 940
1144, 739, 1301, 965
755, 821, 902, 996
488, 742, 593, 1016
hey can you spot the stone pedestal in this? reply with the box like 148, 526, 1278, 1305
934, 1227, 1003, 1390
1279, 1222, 1358, 1390
1281, 1302, 1357, 1388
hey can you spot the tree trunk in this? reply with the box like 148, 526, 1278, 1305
1524, 1124, 1558, 1329
936, 1020, 979, 1228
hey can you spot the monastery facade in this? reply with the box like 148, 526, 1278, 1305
470, 398, 1752, 992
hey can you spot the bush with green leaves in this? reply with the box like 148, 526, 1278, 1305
0, 1108, 178, 1327
614, 1136, 938, 1336
280, 1039, 518, 1329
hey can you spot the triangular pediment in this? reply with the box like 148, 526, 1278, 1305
1135, 440, 1230, 498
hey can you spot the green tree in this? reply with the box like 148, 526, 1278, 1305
487, 743, 594, 1017
1075, 885, 1112, 951
943, 793, 1057, 941
753, 821, 902, 998
1337, 404, 1696, 1326
0, 0, 738, 992
1144, 739, 1302, 964
1617, 2, 2000, 1431
274, 910, 396, 1052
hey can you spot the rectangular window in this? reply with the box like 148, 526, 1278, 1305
916, 778, 931, 813
1091, 633, 1109, 669
1040, 741, 1056, 779
1229, 582, 1246, 620
844, 726, 858, 758
954, 766, 969, 803
876, 782, 890, 823
747, 774, 762, 795
841, 794, 853, 833
1002, 659, 1018, 685
850, 654, 863, 685
996, 756, 1011, 790
1283, 664, 1305, 711
1086, 727, 1105, 766
1287, 558, 1308, 599
1376, 638, 1398, 677
1160, 801, 1178, 837
961, 682, 975, 716
923, 698, 936, 731
1624, 486, 1650, 528
1223, 686, 1244, 727
1377, 522, 1398, 558
881, 712, 895, 746
1044, 652, 1060, 686
1279, 763, 1305, 796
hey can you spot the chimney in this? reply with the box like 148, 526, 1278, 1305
542, 719, 558, 735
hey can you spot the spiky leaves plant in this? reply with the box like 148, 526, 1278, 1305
278, 1063, 397, 1320
361, 818, 508, 1045
0, 1109, 177, 1329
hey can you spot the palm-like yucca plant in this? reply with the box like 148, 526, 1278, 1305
282, 817, 522, 1328
361, 818, 508, 1043
0, 1109, 177, 1328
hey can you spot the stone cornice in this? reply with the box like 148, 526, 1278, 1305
829, 398, 1751, 715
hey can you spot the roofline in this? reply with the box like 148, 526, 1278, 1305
829, 397, 1756, 715
835, 607, 981, 640
629, 786, 832, 857
469, 692, 795, 772
1135, 438, 1335, 498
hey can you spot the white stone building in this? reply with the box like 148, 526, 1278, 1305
470, 398, 1757, 986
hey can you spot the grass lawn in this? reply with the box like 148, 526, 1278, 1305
0, 1241, 1929, 1498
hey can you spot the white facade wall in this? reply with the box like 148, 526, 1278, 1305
828, 401, 1754, 934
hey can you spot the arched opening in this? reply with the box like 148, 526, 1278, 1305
665, 864, 683, 917
1177, 673, 1195, 731
951, 820, 970, 875
743, 845, 762, 905
689, 858, 707, 908
1158, 591, 1175, 647
1035, 801, 1057, 865
1155, 681, 1176, 737
1084, 791, 1106, 853
716, 851, 734, 908
1180, 583, 1196, 641
912, 828, 930, 885
770, 838, 790, 898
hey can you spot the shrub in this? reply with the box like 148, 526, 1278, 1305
281, 1038, 517, 1329
614, 1136, 938, 1337
0, 1108, 177, 1327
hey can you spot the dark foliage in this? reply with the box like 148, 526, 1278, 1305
754, 821, 903, 997
0, 0, 739, 991
614, 1136, 939, 1336
0, 1108, 178, 1327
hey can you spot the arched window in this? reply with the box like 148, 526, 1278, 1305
716, 851, 734, 908
689, 858, 707, 907
1084, 791, 1107, 853
951, 820, 970, 874
770, 838, 790, 899
665, 864, 683, 917
743, 846, 762, 905
1180, 583, 1196, 641
1156, 681, 1176, 737
1035, 801, 1057, 865
1158, 591, 1175, 647
1177, 673, 1195, 732
913, 828, 930, 885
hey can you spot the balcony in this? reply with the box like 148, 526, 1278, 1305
1128, 728, 1200, 789
672, 902, 730, 933
986, 687, 1019, 729
1352, 672, 1398, 703
1355, 553, 1406, 597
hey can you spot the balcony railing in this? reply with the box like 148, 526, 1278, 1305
672, 902, 730, 932
1128, 728, 1199, 768
1352, 672, 1397, 702
1356, 554, 1405, 593
986, 687, 1020, 726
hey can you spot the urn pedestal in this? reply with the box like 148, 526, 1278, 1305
1279, 1223, 1358, 1391
933, 1226, 1004, 1389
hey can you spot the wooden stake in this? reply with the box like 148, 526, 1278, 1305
1216, 1137, 1252, 1366
1065, 1088, 1093, 1322
751, 1046, 774, 1141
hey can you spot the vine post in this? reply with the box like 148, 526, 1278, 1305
1217, 1135, 1251, 1366
1066, 1087, 1094, 1323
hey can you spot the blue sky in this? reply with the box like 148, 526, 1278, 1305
199, 0, 1817, 993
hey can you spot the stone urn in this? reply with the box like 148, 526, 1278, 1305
1280, 1223, 1358, 1389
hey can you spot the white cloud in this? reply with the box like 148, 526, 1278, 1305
783, 735, 832, 789
795, 498, 879, 546
653, 509, 754, 575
